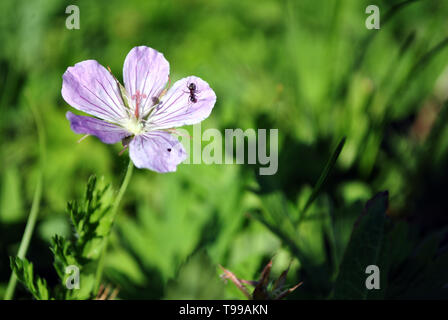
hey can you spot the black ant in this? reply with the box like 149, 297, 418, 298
187, 82, 198, 103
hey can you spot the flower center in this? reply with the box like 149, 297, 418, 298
123, 118, 145, 135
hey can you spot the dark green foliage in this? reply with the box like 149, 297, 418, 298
333, 192, 388, 299
10, 176, 114, 300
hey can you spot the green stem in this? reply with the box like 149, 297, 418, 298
94, 160, 134, 294
4, 100, 45, 300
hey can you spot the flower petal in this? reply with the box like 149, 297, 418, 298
66, 111, 130, 144
62, 60, 129, 123
147, 76, 216, 130
129, 131, 187, 172
123, 46, 170, 117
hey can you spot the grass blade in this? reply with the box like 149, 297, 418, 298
300, 137, 346, 219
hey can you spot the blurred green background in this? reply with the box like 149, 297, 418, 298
1, 0, 448, 299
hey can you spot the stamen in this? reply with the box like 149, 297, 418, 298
77, 134, 90, 143
144, 76, 172, 119
165, 128, 192, 139
107, 66, 132, 114
158, 76, 171, 98
118, 144, 129, 156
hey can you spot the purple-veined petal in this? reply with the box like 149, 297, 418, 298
66, 111, 130, 144
129, 131, 187, 172
147, 76, 216, 130
123, 46, 170, 118
62, 60, 129, 123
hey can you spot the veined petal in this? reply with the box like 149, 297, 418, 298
123, 46, 170, 118
66, 111, 130, 144
129, 131, 187, 173
147, 76, 216, 130
62, 60, 129, 123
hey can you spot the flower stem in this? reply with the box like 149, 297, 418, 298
94, 160, 134, 294
4, 177, 43, 300
4, 99, 45, 300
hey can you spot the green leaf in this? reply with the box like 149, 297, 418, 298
50, 176, 114, 299
10, 257, 50, 300
50, 235, 79, 279
10, 175, 116, 300
301, 137, 346, 218
333, 191, 389, 299
66, 175, 114, 260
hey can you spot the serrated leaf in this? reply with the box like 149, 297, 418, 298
10, 257, 50, 300
67, 175, 114, 260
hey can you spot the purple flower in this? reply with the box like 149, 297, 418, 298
62, 46, 216, 173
